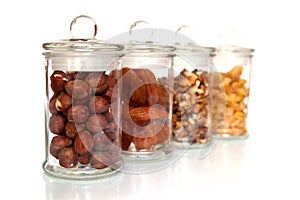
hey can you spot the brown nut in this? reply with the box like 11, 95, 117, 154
227, 65, 243, 80
74, 131, 94, 155
93, 133, 110, 152
64, 80, 92, 101
67, 105, 90, 123
50, 71, 69, 94
90, 152, 108, 169
78, 153, 91, 165
89, 96, 109, 113
151, 125, 169, 145
106, 121, 118, 133
65, 122, 85, 139
104, 105, 114, 122
58, 147, 78, 168
104, 132, 117, 143
129, 106, 169, 122
55, 92, 72, 111
85, 72, 109, 94
86, 114, 108, 133
49, 114, 66, 135
49, 135, 72, 159
91, 150, 120, 169
131, 136, 153, 151
49, 95, 59, 114
121, 131, 132, 151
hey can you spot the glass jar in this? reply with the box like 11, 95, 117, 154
118, 42, 175, 160
212, 45, 254, 139
42, 15, 124, 180
171, 44, 216, 148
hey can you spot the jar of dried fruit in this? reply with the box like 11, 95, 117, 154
118, 42, 175, 160
212, 45, 254, 139
42, 15, 124, 180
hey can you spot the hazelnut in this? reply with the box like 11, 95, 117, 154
64, 80, 92, 101
85, 72, 109, 94
50, 71, 69, 94
86, 114, 108, 133
67, 105, 90, 123
49, 135, 72, 159
65, 122, 85, 139
89, 96, 109, 113
104, 105, 114, 122
74, 131, 94, 155
78, 153, 91, 165
55, 92, 72, 111
93, 133, 110, 152
91, 150, 120, 169
49, 95, 59, 114
49, 114, 66, 135
58, 148, 78, 168
104, 132, 117, 143
106, 121, 118, 133
90, 152, 107, 169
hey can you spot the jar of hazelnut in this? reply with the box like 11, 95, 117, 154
212, 45, 254, 139
42, 15, 124, 180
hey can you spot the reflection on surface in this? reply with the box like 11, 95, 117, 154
44, 141, 247, 199
44, 173, 124, 200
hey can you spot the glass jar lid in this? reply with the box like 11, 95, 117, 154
43, 15, 124, 53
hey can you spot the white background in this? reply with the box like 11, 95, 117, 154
1, 0, 300, 199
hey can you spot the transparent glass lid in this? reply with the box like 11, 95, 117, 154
43, 15, 123, 53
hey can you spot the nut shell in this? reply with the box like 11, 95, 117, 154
86, 114, 108, 133
74, 131, 94, 155
65, 80, 92, 101
49, 135, 72, 159
49, 114, 66, 135
67, 105, 90, 123
89, 96, 109, 113
58, 148, 78, 168
50, 71, 69, 94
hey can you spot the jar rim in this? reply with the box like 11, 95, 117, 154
174, 42, 216, 54
43, 39, 124, 52
124, 41, 175, 54
216, 45, 254, 54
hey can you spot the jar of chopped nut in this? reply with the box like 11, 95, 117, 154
212, 45, 254, 139
160, 43, 217, 148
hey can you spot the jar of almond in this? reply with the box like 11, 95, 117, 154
42, 15, 124, 180
212, 45, 254, 139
